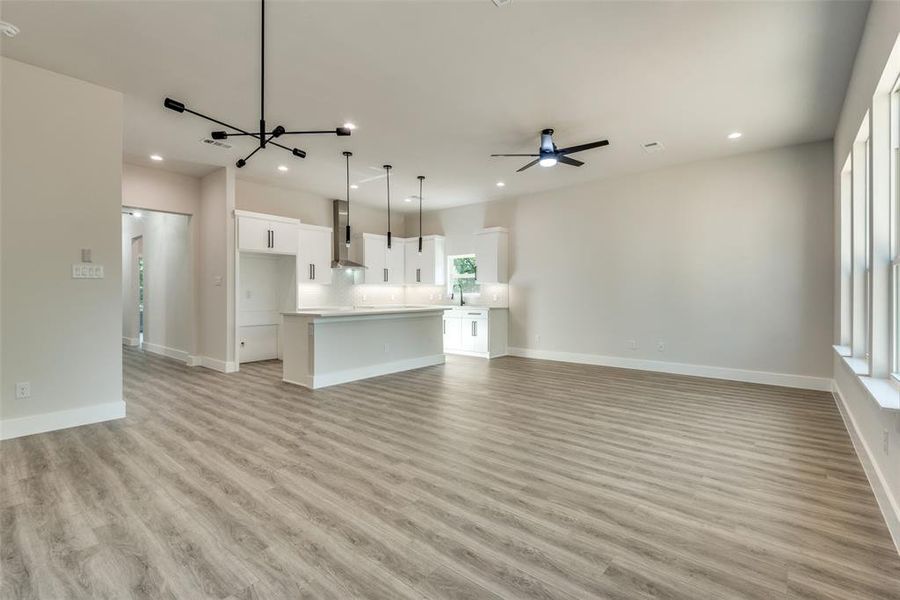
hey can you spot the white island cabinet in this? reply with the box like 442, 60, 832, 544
282, 307, 446, 389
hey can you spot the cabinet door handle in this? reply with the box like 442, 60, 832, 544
443, 320, 446, 334
384, 268, 388, 282
472, 321, 477, 336
309, 263, 314, 280
416, 268, 421, 283
268, 229, 273, 248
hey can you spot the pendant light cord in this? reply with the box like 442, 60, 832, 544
417, 176, 424, 254
385, 165, 392, 249
344, 151, 352, 247
260, 0, 266, 148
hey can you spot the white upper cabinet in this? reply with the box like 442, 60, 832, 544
297, 224, 333, 285
405, 236, 445, 285
353, 233, 401, 284
236, 210, 300, 255
385, 241, 405, 285
474, 227, 509, 283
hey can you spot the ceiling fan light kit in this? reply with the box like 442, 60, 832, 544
163, 0, 348, 169
491, 128, 610, 172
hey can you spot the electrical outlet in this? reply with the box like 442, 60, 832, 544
15, 382, 30, 399
657, 341, 665, 352
884, 430, 890, 455
627, 340, 637, 351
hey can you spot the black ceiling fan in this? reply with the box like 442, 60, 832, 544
163, 0, 349, 169
491, 128, 609, 172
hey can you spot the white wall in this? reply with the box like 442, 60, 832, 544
831, 0, 900, 551
421, 141, 834, 385
0, 58, 124, 439
122, 163, 202, 356
199, 167, 236, 370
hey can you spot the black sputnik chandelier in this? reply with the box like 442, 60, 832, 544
163, 0, 350, 168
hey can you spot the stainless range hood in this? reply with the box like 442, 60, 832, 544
331, 200, 367, 270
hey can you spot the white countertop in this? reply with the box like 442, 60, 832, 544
284, 306, 447, 318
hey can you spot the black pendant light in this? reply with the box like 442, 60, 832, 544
384, 165, 393, 249
163, 0, 351, 169
417, 175, 425, 254
344, 151, 352, 248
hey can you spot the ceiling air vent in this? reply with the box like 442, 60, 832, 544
491, 0, 512, 6
199, 137, 233, 150
641, 141, 665, 154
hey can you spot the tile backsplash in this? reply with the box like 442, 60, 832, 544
298, 270, 509, 309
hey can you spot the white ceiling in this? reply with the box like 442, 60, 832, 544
0, 0, 868, 211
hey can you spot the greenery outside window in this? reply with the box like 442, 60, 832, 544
448, 254, 478, 296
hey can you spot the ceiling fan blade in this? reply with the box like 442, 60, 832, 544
516, 159, 540, 172
557, 155, 584, 167
558, 139, 609, 155
491, 153, 540, 157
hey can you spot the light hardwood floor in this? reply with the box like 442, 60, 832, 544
2, 347, 899, 599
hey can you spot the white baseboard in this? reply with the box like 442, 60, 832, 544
186, 355, 202, 367
507, 347, 832, 391
0, 401, 126, 441
198, 356, 238, 373
122, 336, 140, 347
142, 341, 191, 363
832, 380, 900, 556
286, 354, 446, 389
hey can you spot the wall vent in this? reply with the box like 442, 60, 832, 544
199, 137, 233, 150
641, 141, 665, 154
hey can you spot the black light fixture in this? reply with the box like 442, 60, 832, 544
417, 175, 425, 254
344, 151, 353, 248
384, 165, 393, 249
163, 0, 350, 169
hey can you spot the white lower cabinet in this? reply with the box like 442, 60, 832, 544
443, 308, 507, 358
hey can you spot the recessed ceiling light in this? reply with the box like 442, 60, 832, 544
496, 181, 505, 187
350, 184, 359, 189
277, 165, 288, 172
727, 132, 742, 140
343, 122, 357, 130
149, 154, 163, 161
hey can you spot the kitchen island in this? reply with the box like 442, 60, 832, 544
281, 307, 446, 389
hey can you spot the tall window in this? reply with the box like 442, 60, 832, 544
892, 82, 900, 375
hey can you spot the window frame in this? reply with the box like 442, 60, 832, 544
446, 253, 479, 296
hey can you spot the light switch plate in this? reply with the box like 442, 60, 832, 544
72, 263, 104, 279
